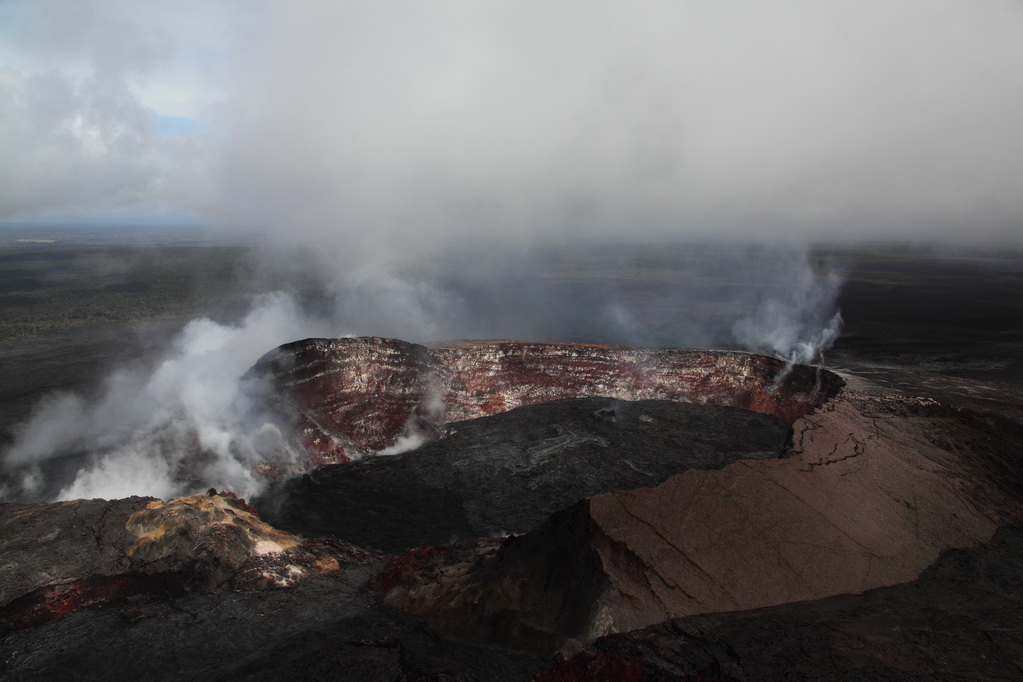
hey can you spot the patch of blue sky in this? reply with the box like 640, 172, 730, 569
154, 115, 210, 139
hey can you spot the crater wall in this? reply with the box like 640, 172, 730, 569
251, 337, 842, 465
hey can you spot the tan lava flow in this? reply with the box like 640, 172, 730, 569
381, 384, 1023, 655
124, 493, 359, 589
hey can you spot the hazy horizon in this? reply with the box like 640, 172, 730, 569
2, 2, 1021, 501
1, 1, 1021, 251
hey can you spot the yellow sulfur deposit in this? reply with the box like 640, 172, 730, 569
126, 493, 300, 567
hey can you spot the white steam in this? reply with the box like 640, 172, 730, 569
5, 0, 914, 501
3, 292, 339, 501
374, 382, 447, 457
0, 240, 849, 503
375, 434, 430, 458
732, 254, 844, 384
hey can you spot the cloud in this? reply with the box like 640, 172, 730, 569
3, 1, 1022, 242
0, 0, 237, 220
213, 1, 1023, 249
0, 66, 160, 216
2, 2, 1021, 502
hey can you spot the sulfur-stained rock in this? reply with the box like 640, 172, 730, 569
126, 493, 301, 569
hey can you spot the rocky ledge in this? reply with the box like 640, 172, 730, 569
0, 492, 368, 634
537, 522, 1023, 680
260, 397, 794, 553
381, 389, 1023, 655
249, 337, 842, 468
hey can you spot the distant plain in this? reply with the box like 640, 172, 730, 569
1, 223, 1021, 452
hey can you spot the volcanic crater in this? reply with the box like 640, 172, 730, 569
249, 336, 842, 468
3, 334, 1022, 680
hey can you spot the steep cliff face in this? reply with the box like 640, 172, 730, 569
251, 337, 841, 466
383, 390, 1023, 654
536, 523, 1023, 681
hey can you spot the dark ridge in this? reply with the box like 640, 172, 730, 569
545, 523, 1023, 681
257, 397, 792, 553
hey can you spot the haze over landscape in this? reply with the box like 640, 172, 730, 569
1, 3, 1021, 499
3, 1, 1022, 243
3, 5, 1023, 679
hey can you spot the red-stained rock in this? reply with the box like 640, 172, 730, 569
0, 573, 193, 632
379, 544, 452, 593
0, 493, 371, 632
533, 651, 647, 682
252, 338, 839, 465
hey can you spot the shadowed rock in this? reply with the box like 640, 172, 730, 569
0, 493, 369, 633
536, 523, 1023, 680
259, 398, 793, 553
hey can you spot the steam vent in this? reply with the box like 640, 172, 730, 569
4, 337, 1023, 679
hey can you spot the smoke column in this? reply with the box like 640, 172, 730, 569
731, 251, 845, 384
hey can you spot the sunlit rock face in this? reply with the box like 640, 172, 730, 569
251, 337, 841, 465
126, 494, 301, 579
532, 523, 1023, 680
381, 390, 1023, 655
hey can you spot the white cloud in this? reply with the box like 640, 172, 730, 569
2, 1, 1022, 242
213, 1, 1023, 247
0, 0, 243, 219
2, 1, 1021, 503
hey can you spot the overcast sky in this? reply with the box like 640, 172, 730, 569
2, 0, 1022, 246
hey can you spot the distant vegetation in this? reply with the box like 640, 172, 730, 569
0, 245, 258, 342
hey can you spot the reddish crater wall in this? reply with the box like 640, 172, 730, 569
252, 337, 842, 464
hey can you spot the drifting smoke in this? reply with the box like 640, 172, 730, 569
3, 293, 341, 501
0, 238, 847, 501
1, 1, 919, 502
0, 240, 846, 503
374, 384, 448, 457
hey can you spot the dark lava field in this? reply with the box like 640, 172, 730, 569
1, 231, 1022, 680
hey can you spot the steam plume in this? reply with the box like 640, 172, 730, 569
0, 2, 913, 501
731, 252, 845, 383
3, 293, 339, 501
0, 243, 845, 503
